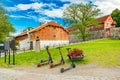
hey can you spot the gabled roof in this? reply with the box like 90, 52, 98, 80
97, 14, 117, 25
15, 33, 27, 38
29, 21, 69, 33
112, 21, 117, 25
15, 21, 69, 38
97, 15, 110, 23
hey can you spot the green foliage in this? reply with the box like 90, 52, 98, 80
111, 8, 120, 27
0, 39, 120, 68
77, 32, 91, 40
0, 5, 15, 42
23, 27, 33, 31
63, 2, 101, 41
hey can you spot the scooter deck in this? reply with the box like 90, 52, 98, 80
50, 61, 65, 68
37, 61, 49, 67
60, 64, 75, 73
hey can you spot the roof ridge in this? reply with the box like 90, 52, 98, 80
97, 14, 111, 23
29, 21, 69, 33
97, 14, 110, 19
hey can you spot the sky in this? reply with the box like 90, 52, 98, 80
1, 0, 120, 36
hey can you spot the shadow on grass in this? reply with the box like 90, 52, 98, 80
65, 57, 89, 65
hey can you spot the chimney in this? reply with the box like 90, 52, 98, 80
40, 22, 42, 26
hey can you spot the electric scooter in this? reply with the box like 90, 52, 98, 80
49, 46, 65, 68
37, 46, 53, 67
60, 48, 76, 73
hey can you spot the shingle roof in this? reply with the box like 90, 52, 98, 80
97, 15, 110, 23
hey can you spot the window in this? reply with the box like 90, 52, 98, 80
53, 34, 56, 38
54, 27, 56, 30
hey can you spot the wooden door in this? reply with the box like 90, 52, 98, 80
105, 28, 110, 38
30, 41, 33, 50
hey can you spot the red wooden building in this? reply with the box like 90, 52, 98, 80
15, 21, 69, 50
89, 15, 116, 37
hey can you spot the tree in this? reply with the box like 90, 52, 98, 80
63, 3, 101, 41
111, 8, 120, 27
0, 4, 15, 42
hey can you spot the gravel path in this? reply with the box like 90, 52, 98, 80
0, 64, 120, 80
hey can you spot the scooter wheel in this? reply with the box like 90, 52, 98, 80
71, 64, 76, 68
37, 64, 41, 67
60, 68, 64, 73
50, 65, 53, 68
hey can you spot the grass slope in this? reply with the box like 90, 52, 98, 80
0, 39, 120, 68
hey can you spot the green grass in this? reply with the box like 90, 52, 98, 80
0, 38, 120, 68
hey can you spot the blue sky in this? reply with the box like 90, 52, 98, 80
1, 0, 120, 35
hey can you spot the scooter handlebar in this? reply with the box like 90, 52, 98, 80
56, 46, 62, 49
66, 48, 71, 51
46, 46, 49, 49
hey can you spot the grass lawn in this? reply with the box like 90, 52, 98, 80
0, 38, 120, 68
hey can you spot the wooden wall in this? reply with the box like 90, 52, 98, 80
30, 25, 68, 41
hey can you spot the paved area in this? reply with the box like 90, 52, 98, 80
0, 64, 120, 80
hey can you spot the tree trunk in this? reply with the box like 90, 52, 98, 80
81, 30, 86, 41
82, 35, 86, 41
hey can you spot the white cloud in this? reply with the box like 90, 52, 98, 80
27, 15, 38, 21
38, 17, 52, 23
31, 2, 44, 9
10, 14, 51, 23
6, 2, 56, 11
43, 4, 69, 18
7, 2, 69, 18
10, 15, 31, 19
6, 7, 17, 11
61, 0, 120, 16
6, 2, 46, 11
16, 2, 44, 10
16, 4, 31, 10
7, 0, 120, 20
44, 9, 63, 18
10, 14, 39, 22
94, 0, 120, 15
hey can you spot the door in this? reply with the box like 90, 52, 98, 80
105, 28, 110, 38
30, 41, 33, 50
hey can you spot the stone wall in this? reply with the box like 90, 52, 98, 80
89, 27, 120, 40
69, 30, 105, 43
69, 27, 120, 43
69, 35, 80, 43
110, 27, 120, 39
89, 30, 105, 40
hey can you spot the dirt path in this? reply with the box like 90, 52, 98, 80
0, 64, 120, 80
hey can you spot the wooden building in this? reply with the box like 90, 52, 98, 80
15, 21, 69, 50
89, 15, 116, 37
